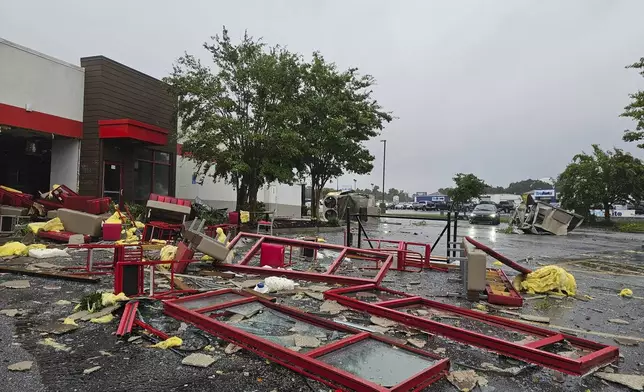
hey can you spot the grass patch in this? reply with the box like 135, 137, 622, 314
615, 221, 644, 233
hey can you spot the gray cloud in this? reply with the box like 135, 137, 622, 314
2, 0, 643, 193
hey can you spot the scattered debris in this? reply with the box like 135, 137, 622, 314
35, 321, 79, 335
99, 350, 112, 356
620, 288, 634, 298
370, 315, 397, 328
0, 309, 26, 317
265, 276, 296, 291
38, 338, 71, 352
519, 314, 550, 324
0, 266, 99, 283
319, 300, 347, 315
407, 338, 426, 348
433, 347, 446, 355
8, 361, 33, 371
31, 262, 62, 269
240, 279, 263, 289
594, 372, 644, 391
0, 280, 30, 289
304, 285, 329, 292
609, 319, 630, 325
303, 291, 325, 301
294, 334, 321, 348
228, 314, 245, 323
127, 336, 142, 343
151, 336, 182, 349
447, 369, 487, 391
182, 353, 218, 368
79, 305, 121, 321
225, 343, 242, 354
29, 248, 70, 259
55, 300, 72, 306
90, 314, 114, 324
614, 337, 639, 346
520, 265, 576, 296
480, 362, 527, 375
83, 366, 101, 375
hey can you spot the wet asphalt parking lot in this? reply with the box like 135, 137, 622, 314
0, 214, 642, 392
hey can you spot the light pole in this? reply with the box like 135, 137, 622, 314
353, 178, 357, 190
381, 139, 387, 207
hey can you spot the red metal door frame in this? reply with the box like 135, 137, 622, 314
163, 289, 450, 391
324, 284, 618, 375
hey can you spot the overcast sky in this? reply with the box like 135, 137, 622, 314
2, 0, 644, 193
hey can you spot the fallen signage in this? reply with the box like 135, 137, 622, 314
164, 289, 449, 391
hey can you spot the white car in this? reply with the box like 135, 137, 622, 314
394, 204, 406, 210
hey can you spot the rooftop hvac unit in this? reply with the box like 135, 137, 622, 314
323, 191, 369, 221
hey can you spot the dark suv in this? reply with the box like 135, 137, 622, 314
498, 200, 516, 213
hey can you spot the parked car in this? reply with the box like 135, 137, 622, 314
394, 203, 406, 210
469, 204, 501, 225
498, 200, 516, 213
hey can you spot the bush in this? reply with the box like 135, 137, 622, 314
125, 202, 146, 221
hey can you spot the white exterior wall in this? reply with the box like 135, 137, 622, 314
0, 38, 84, 122
176, 156, 302, 217
50, 138, 81, 191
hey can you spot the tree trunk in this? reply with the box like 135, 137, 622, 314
604, 202, 611, 221
236, 181, 248, 211
310, 175, 319, 220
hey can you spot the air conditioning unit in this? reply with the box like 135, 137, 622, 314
323, 191, 369, 221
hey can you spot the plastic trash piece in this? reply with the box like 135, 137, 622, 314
21, 244, 46, 256
151, 336, 182, 349
201, 254, 214, 261
240, 210, 250, 224
254, 282, 270, 294
90, 314, 114, 324
29, 248, 70, 259
215, 227, 227, 244
63, 318, 78, 326
27, 222, 47, 234
265, 276, 296, 291
492, 261, 503, 267
101, 292, 128, 307
160, 245, 178, 261
104, 212, 126, 224
619, 288, 633, 298
42, 217, 64, 232
520, 265, 577, 296
0, 185, 22, 193
0, 242, 27, 257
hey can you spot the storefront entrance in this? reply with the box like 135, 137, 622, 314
103, 162, 122, 206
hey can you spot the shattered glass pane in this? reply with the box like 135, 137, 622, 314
343, 289, 408, 304
214, 302, 350, 352
333, 256, 383, 279
178, 292, 245, 310
318, 338, 436, 387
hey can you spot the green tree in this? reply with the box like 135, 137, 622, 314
622, 58, 644, 147
558, 145, 644, 220
446, 173, 488, 210
165, 27, 303, 208
297, 53, 392, 218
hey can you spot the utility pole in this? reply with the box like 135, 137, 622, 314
381, 139, 387, 207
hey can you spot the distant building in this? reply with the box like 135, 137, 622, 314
415, 192, 450, 204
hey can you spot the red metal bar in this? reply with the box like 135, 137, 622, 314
133, 319, 170, 340
306, 332, 370, 358
212, 263, 378, 285
525, 334, 565, 349
465, 236, 532, 274
325, 248, 348, 274
238, 237, 265, 265
116, 301, 139, 336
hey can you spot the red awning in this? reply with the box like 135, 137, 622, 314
98, 119, 168, 145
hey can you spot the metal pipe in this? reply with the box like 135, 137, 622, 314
446, 212, 451, 259
381, 139, 386, 208
452, 211, 458, 258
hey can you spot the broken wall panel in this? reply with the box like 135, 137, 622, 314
163, 289, 449, 391
324, 284, 618, 376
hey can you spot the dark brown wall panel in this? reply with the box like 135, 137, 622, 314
79, 56, 177, 199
